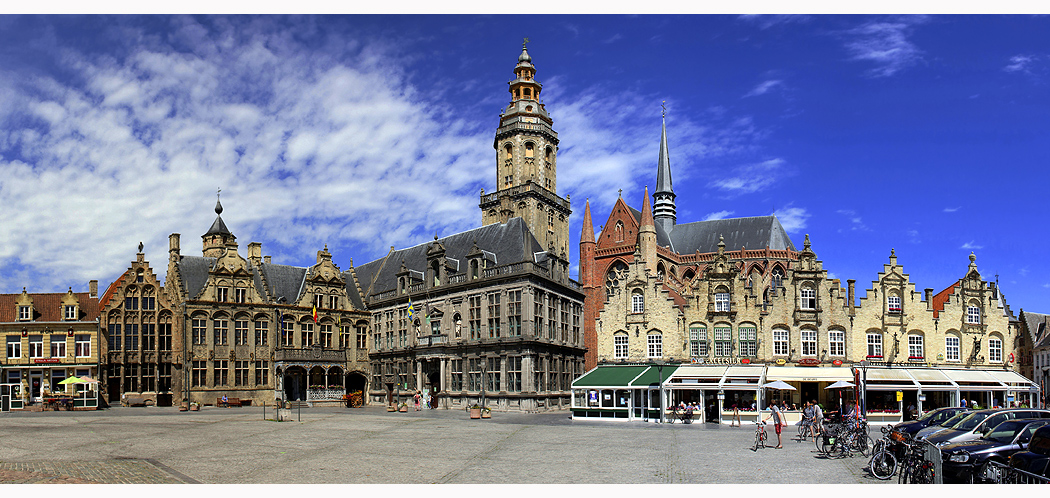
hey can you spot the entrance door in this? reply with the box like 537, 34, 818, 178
108, 376, 121, 403
704, 391, 719, 423
427, 372, 439, 409
800, 382, 818, 407
29, 371, 42, 402
1, 385, 9, 412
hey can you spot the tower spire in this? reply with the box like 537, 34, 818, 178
653, 102, 677, 233
581, 198, 595, 244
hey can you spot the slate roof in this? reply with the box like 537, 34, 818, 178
0, 292, 99, 322
1022, 311, 1050, 346
355, 217, 541, 297
177, 256, 218, 300
625, 206, 796, 254
257, 263, 307, 304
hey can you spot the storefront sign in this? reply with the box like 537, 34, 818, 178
798, 358, 820, 366
896, 390, 903, 402
741, 358, 751, 364
33, 358, 60, 364
775, 359, 786, 366
588, 390, 598, 406
832, 359, 843, 366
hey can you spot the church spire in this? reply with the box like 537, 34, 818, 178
581, 198, 595, 244
653, 102, 677, 233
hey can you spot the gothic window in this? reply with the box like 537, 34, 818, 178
771, 267, 784, 288
614, 221, 624, 242
656, 263, 665, 281
470, 260, 479, 280
683, 269, 695, 282
503, 143, 512, 160
605, 261, 628, 301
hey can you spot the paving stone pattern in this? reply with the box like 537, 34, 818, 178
0, 406, 893, 484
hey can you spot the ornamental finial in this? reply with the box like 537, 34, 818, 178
661, 101, 666, 119
523, 37, 530, 49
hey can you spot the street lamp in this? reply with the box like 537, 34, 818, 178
654, 360, 666, 424
858, 359, 868, 416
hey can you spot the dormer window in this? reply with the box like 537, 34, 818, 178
18, 305, 31, 321
329, 295, 340, 310
64, 305, 77, 320
216, 287, 228, 303
235, 288, 247, 304
314, 294, 324, 309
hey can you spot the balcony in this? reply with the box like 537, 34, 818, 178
274, 348, 346, 363
416, 335, 448, 348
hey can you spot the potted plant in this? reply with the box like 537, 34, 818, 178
189, 401, 200, 411
398, 402, 408, 412
481, 406, 492, 419
468, 404, 482, 419
387, 403, 397, 412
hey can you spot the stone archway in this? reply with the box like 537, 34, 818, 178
283, 366, 307, 401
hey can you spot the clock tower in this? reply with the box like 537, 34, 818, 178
480, 40, 571, 259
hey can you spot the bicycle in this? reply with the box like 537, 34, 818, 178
868, 426, 898, 480
753, 420, 768, 451
897, 440, 935, 484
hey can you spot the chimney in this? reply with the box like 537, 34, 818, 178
847, 279, 856, 316
169, 233, 181, 256
248, 242, 262, 265
264, 255, 271, 264
89, 280, 98, 298
924, 288, 933, 311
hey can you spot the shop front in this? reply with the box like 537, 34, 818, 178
764, 365, 855, 424
665, 365, 727, 424
572, 364, 668, 421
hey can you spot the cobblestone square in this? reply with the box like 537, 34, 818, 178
0, 406, 891, 484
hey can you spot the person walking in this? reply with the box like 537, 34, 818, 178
732, 403, 741, 427
413, 390, 421, 411
812, 400, 825, 436
763, 403, 784, 449
801, 401, 814, 440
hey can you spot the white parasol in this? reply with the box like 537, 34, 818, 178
761, 380, 797, 391
825, 380, 856, 389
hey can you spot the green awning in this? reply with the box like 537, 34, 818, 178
572, 366, 649, 388
630, 365, 678, 388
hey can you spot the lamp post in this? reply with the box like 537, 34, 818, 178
858, 360, 868, 416
654, 360, 666, 424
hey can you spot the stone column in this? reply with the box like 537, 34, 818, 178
440, 358, 446, 392
416, 361, 423, 391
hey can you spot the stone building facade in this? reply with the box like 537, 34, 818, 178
361, 42, 585, 412
580, 114, 1031, 415
0, 285, 101, 407
98, 247, 180, 406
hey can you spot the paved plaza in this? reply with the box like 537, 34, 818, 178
0, 406, 890, 484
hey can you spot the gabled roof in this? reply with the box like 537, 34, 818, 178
623, 205, 795, 254
1022, 310, 1050, 345
258, 263, 307, 304
0, 292, 99, 322
355, 217, 541, 297
177, 256, 219, 300
932, 280, 961, 319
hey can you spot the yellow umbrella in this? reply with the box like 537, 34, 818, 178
58, 376, 83, 385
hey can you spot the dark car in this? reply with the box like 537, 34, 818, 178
892, 407, 969, 438
913, 410, 975, 440
939, 418, 1050, 483
1009, 424, 1050, 480
920, 408, 1050, 446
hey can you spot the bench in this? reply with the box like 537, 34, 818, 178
217, 397, 241, 408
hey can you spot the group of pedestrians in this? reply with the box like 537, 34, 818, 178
411, 390, 432, 410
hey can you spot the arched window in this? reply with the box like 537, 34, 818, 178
683, 269, 695, 282
470, 260, 479, 280
801, 327, 817, 357
525, 142, 535, 158
945, 333, 961, 361
988, 335, 1003, 363
866, 330, 883, 358
800, 285, 816, 310
908, 332, 924, 360
631, 289, 644, 314
966, 301, 981, 324
647, 331, 663, 358
656, 262, 666, 281
771, 267, 784, 288
605, 261, 628, 301
714, 286, 730, 312
431, 260, 441, 287
613, 221, 624, 242
504, 143, 513, 160
614, 331, 629, 359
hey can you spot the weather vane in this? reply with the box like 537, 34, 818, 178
217, 187, 221, 199
662, 101, 666, 118
523, 37, 530, 48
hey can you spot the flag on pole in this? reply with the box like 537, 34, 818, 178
408, 299, 415, 320
312, 305, 318, 323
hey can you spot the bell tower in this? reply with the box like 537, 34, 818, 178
480, 39, 571, 258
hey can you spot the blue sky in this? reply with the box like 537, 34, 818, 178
0, 14, 1047, 315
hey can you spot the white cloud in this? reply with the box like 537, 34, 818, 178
907, 229, 920, 244
836, 209, 867, 231
703, 210, 735, 221
737, 15, 810, 30
743, 79, 783, 98
842, 17, 926, 77
961, 241, 984, 250
774, 205, 809, 233
943, 206, 960, 213
709, 158, 788, 195
1004, 54, 1035, 73
1019, 267, 1029, 277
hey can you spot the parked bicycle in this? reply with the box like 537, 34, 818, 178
868, 426, 899, 480
754, 419, 768, 451
897, 439, 935, 484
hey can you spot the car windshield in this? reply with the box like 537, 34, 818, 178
917, 409, 942, 423
984, 420, 1027, 443
954, 412, 990, 432
941, 412, 969, 427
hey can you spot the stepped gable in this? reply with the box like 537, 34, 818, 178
624, 205, 795, 254
355, 217, 540, 296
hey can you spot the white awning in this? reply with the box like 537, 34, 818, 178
765, 366, 853, 382
666, 366, 727, 388
985, 370, 1037, 388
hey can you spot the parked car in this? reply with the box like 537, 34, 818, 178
939, 418, 1050, 483
892, 407, 969, 438
1009, 424, 1050, 480
913, 410, 977, 441
920, 408, 1050, 446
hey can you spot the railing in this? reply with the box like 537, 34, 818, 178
274, 348, 346, 363
447, 274, 467, 284
306, 388, 345, 401
478, 181, 569, 211
416, 334, 449, 347
986, 461, 1050, 484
